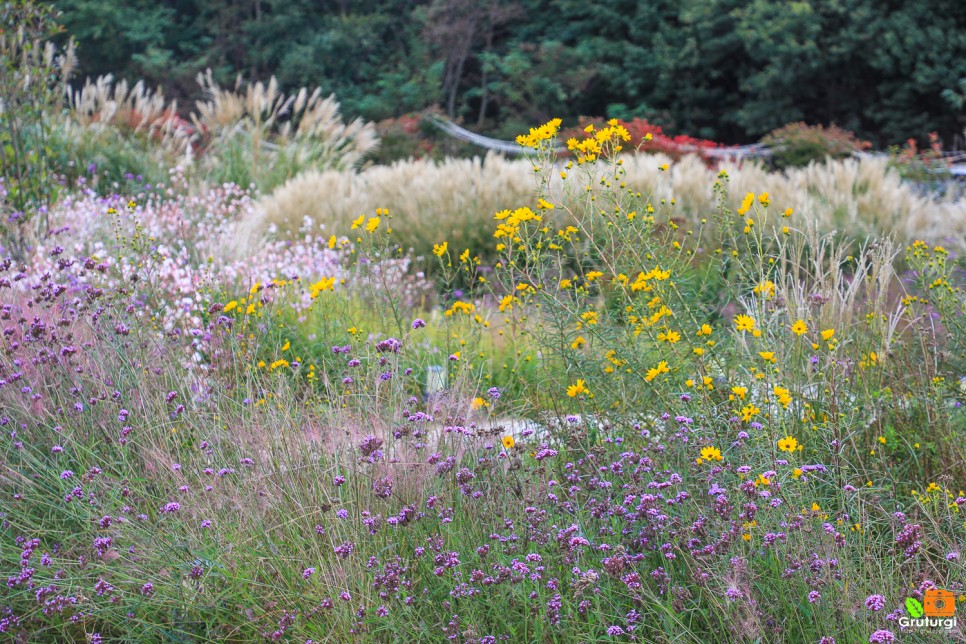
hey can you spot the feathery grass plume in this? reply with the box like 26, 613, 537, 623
257, 152, 542, 272
190, 70, 379, 193
50, 74, 191, 190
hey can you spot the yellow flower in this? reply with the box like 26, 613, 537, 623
365, 216, 380, 233
567, 379, 589, 398
223, 300, 238, 313
791, 319, 807, 336
783, 207, 793, 217
658, 330, 680, 344
502, 436, 515, 449
740, 404, 761, 421
659, 163, 669, 171
644, 360, 670, 383
281, 340, 290, 352
498, 295, 519, 312
773, 385, 792, 408
559, 278, 573, 289
586, 271, 603, 281
700, 446, 723, 462
537, 198, 555, 210
516, 118, 563, 148
571, 336, 586, 350
792, 468, 803, 479
581, 311, 599, 325
878, 436, 886, 444
735, 314, 756, 332
777, 436, 800, 452
696, 324, 712, 336
821, 328, 835, 341
731, 386, 748, 400
433, 242, 448, 257
471, 397, 487, 410
758, 192, 770, 206
445, 301, 476, 316
753, 280, 776, 299
737, 192, 755, 216
759, 351, 777, 363
350, 215, 365, 229
309, 277, 336, 298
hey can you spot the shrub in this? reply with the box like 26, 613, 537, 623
762, 122, 870, 170
0, 2, 75, 257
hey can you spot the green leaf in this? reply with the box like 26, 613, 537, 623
906, 597, 924, 618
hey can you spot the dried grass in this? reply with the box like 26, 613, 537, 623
257, 153, 966, 258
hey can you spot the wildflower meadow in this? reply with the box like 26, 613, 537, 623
2, 5, 966, 642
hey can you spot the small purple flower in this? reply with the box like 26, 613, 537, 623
334, 475, 346, 486
488, 387, 501, 399
60, 470, 73, 479
865, 594, 886, 611
412, 318, 426, 329
161, 502, 180, 513
868, 631, 894, 643
808, 591, 821, 603
303, 567, 315, 579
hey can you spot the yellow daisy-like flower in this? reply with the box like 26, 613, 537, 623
777, 436, 800, 452
740, 404, 761, 421
433, 242, 448, 257
567, 379, 589, 398
658, 330, 681, 344
735, 314, 756, 332
502, 435, 515, 449
791, 319, 807, 336
700, 446, 723, 462
759, 351, 777, 363
821, 328, 835, 341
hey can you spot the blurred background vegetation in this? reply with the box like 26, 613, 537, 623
53, 0, 966, 148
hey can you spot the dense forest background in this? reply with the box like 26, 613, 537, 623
51, 0, 966, 147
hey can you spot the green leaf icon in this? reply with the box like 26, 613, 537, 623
906, 597, 924, 618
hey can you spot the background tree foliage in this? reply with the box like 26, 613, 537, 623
53, 0, 966, 146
